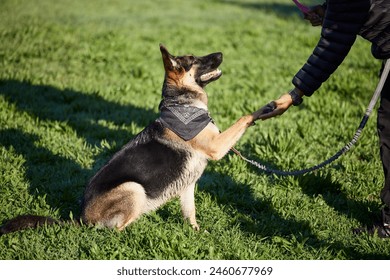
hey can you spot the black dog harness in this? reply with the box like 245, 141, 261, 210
159, 105, 212, 141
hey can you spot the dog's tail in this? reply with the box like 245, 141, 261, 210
0, 214, 80, 236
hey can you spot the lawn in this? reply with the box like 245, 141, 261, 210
0, 0, 389, 260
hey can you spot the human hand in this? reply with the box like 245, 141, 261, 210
259, 94, 294, 120
304, 5, 325, 26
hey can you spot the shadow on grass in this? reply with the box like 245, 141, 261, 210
0, 128, 87, 217
234, 142, 381, 227
0, 79, 157, 146
199, 170, 308, 235
199, 152, 388, 259
0, 79, 158, 217
217, 0, 302, 18
297, 173, 381, 226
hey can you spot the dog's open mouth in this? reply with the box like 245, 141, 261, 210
200, 69, 222, 82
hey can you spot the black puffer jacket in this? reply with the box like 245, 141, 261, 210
293, 0, 390, 96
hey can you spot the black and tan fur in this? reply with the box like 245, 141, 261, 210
0, 45, 271, 235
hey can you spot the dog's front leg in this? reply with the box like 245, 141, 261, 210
190, 115, 255, 160
180, 183, 199, 230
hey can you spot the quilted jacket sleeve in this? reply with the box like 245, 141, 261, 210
292, 0, 370, 96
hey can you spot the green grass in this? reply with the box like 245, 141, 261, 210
0, 0, 389, 260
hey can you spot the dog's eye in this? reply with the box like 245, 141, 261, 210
180, 56, 196, 71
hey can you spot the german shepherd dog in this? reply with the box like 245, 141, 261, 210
0, 45, 273, 234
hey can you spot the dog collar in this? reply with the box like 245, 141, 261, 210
158, 105, 212, 141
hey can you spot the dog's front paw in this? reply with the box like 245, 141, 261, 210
252, 101, 276, 121
191, 223, 200, 231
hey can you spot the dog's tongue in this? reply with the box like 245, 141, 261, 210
200, 69, 222, 82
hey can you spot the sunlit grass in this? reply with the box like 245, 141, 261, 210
0, 0, 387, 259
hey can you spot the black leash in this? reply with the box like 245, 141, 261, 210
233, 59, 390, 176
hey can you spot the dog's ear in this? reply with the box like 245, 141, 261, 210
160, 44, 178, 71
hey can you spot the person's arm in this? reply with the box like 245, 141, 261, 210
294, 0, 370, 96
261, 0, 370, 120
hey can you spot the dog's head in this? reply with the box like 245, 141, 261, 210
160, 44, 223, 101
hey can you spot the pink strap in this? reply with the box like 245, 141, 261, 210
292, 0, 310, 14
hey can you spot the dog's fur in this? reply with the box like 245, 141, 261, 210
0, 45, 268, 235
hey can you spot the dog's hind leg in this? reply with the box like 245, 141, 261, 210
83, 182, 146, 231
180, 183, 199, 230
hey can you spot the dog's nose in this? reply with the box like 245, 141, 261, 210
208, 52, 222, 61
215, 52, 223, 61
